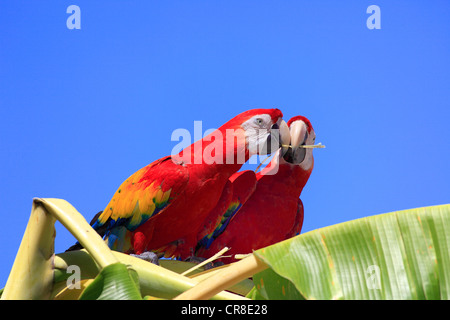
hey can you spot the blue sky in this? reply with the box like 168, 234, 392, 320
1, 1, 449, 287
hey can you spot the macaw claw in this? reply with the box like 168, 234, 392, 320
130, 251, 159, 265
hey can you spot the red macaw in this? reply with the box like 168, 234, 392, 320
87, 108, 287, 261
195, 116, 317, 264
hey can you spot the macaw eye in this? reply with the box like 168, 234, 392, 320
255, 118, 264, 126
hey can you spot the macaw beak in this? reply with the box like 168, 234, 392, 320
259, 118, 291, 155
279, 120, 291, 156
283, 120, 308, 164
289, 120, 307, 150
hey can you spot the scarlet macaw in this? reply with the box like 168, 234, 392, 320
84, 109, 288, 261
195, 116, 317, 263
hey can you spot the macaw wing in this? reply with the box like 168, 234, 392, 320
93, 156, 189, 235
197, 170, 257, 250
196, 179, 234, 242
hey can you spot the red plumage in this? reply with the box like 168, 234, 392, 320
195, 116, 316, 263
92, 108, 284, 260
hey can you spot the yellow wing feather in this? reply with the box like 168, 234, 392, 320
96, 156, 188, 232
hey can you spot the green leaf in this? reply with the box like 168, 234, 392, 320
252, 268, 305, 300
253, 204, 450, 300
245, 286, 265, 300
79, 263, 142, 300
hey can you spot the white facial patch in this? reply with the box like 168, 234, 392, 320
241, 114, 275, 156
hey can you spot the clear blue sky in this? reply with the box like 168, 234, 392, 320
1, 1, 449, 287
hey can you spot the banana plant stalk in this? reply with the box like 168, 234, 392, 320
1, 200, 56, 299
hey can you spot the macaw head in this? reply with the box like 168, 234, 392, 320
176, 108, 290, 167
282, 115, 316, 170
229, 108, 290, 157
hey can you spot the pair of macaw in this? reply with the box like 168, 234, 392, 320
69, 109, 317, 264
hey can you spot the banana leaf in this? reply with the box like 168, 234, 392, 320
253, 204, 450, 300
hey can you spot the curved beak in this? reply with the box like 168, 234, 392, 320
283, 120, 308, 164
279, 120, 290, 156
289, 120, 307, 150
259, 118, 289, 155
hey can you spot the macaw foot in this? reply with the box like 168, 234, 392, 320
184, 256, 224, 270
130, 251, 159, 265
207, 260, 224, 269
184, 256, 205, 264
